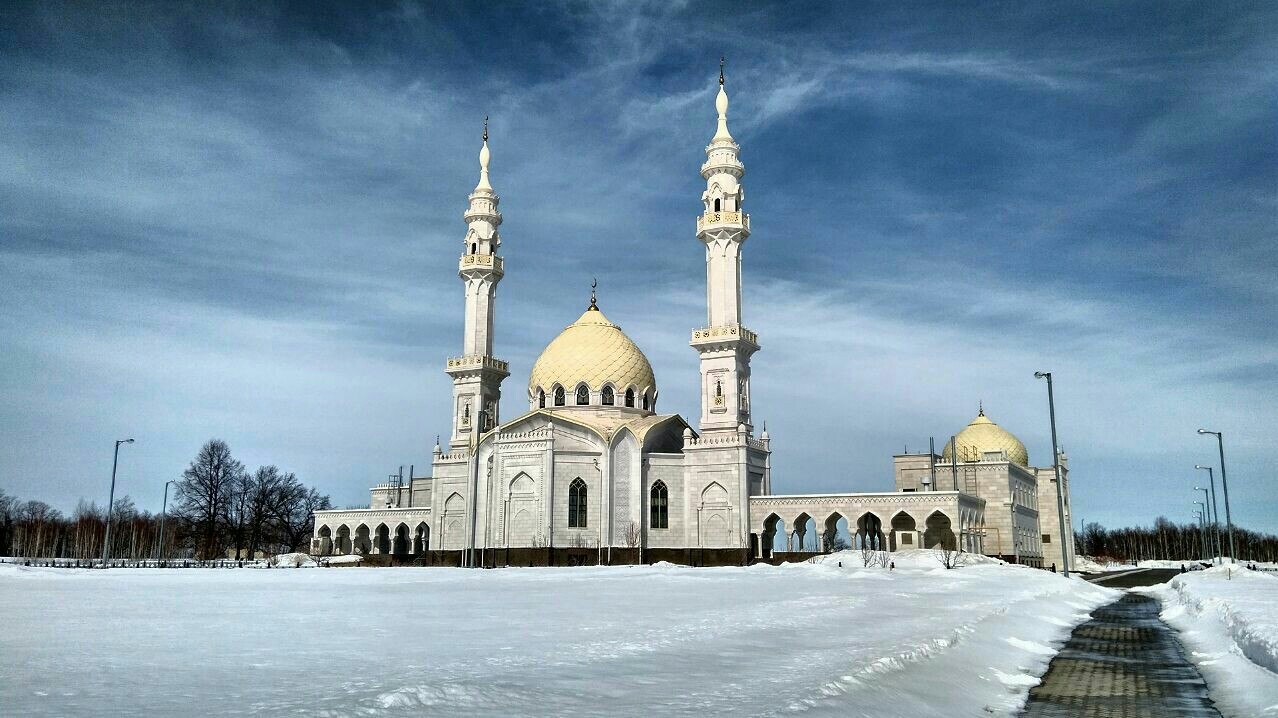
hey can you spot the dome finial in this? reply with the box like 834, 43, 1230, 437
978, 400, 984, 416
719, 55, 725, 86
589, 277, 598, 310
476, 116, 493, 191
712, 61, 732, 142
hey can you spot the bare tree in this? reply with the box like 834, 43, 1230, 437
622, 521, 642, 565
935, 546, 966, 569
175, 439, 243, 560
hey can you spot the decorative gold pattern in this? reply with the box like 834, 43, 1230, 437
941, 411, 1030, 467
696, 211, 749, 232
528, 307, 657, 396
446, 354, 509, 372
459, 254, 503, 272
691, 323, 758, 345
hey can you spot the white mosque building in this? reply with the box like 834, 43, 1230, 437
312, 70, 1075, 570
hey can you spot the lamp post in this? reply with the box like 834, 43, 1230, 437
1034, 372, 1070, 577
1194, 487, 1214, 563
156, 479, 177, 562
593, 458, 603, 566
102, 438, 135, 567
1192, 507, 1205, 562
1197, 430, 1236, 564
1194, 464, 1222, 567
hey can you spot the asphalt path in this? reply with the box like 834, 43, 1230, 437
1022, 568, 1221, 717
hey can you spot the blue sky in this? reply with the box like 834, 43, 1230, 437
1, 2, 1275, 534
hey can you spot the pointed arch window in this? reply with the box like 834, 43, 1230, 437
642, 392, 650, 411
624, 388, 635, 408
470, 242, 477, 254
713, 198, 721, 212
553, 386, 565, 406
538, 388, 546, 409
650, 481, 669, 529
576, 384, 589, 405
568, 478, 588, 528
601, 386, 614, 406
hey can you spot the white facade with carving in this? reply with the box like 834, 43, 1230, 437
312, 70, 1073, 569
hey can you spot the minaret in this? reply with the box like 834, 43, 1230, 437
446, 118, 509, 448
691, 60, 759, 436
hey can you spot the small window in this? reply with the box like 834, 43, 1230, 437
568, 478, 588, 528
471, 242, 477, 254
650, 481, 669, 529
642, 392, 650, 411
1042, 534, 1051, 543
624, 388, 635, 408
901, 534, 913, 545
553, 386, 565, 406
714, 198, 721, 211
538, 389, 545, 409
601, 386, 614, 405
576, 385, 589, 405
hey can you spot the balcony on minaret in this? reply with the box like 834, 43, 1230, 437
458, 253, 504, 276
445, 354, 510, 377
690, 323, 759, 351
696, 211, 750, 233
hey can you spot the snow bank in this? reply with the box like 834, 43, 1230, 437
1140, 566, 1278, 717
0, 559, 1113, 717
263, 553, 318, 568
811, 547, 1005, 570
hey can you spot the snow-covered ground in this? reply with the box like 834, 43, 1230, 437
1139, 566, 1278, 717
0, 552, 1114, 717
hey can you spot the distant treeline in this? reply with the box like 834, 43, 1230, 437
1076, 517, 1278, 564
0, 439, 331, 561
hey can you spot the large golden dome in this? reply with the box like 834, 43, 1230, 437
528, 305, 657, 398
941, 408, 1029, 467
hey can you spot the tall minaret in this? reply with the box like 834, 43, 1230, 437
691, 61, 759, 436
446, 118, 509, 448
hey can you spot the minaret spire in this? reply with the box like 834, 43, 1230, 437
712, 59, 734, 144
475, 115, 492, 191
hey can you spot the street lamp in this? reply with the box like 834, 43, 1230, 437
1034, 371, 1071, 577
1192, 508, 1205, 562
156, 479, 177, 562
1194, 464, 1222, 567
1197, 429, 1236, 564
1194, 486, 1214, 563
102, 438, 135, 567
593, 458, 604, 566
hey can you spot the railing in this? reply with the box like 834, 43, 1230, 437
458, 254, 504, 273
446, 354, 509, 372
691, 323, 758, 345
696, 212, 750, 232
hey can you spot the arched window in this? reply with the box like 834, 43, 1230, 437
650, 481, 669, 529
470, 242, 477, 254
713, 198, 721, 212
624, 388, 635, 408
553, 386, 565, 406
576, 384, 589, 405
538, 388, 545, 409
568, 478, 588, 528
642, 392, 650, 411
601, 386, 614, 405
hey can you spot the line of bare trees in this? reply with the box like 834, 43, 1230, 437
0, 438, 331, 561
1076, 517, 1278, 564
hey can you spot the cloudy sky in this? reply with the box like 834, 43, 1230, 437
2, 2, 1275, 534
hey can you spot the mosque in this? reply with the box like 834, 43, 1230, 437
311, 69, 1075, 571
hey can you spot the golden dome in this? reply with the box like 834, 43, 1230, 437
528, 305, 657, 400
941, 407, 1029, 467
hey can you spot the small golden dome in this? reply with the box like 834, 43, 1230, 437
528, 306, 657, 401
941, 407, 1029, 467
